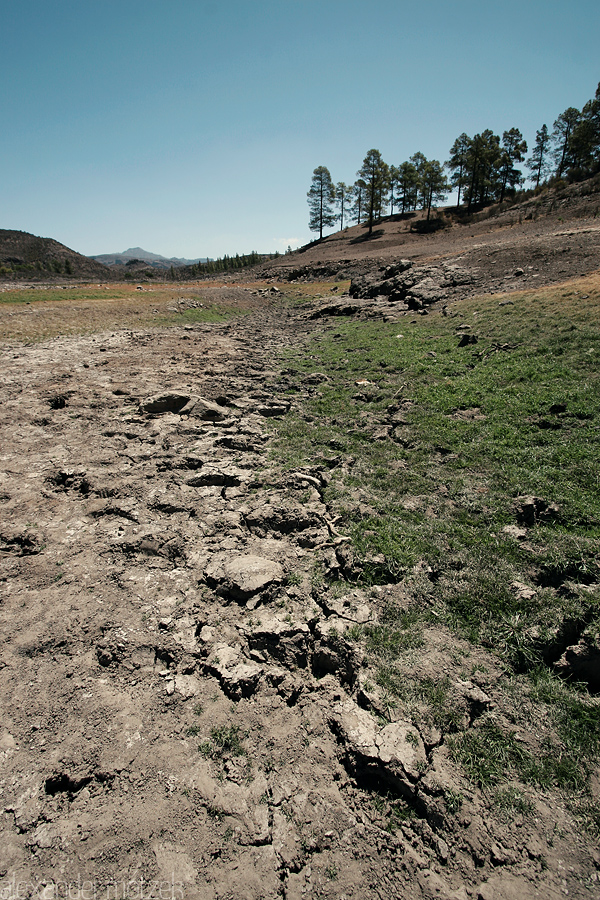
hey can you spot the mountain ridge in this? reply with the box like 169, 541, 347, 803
91, 247, 207, 268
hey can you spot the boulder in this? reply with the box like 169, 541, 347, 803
186, 465, 245, 487
185, 397, 233, 421
243, 501, 323, 536
244, 615, 311, 668
205, 554, 284, 603
139, 393, 190, 414
203, 643, 263, 700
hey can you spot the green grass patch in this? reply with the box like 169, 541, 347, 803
152, 304, 247, 326
0, 286, 135, 304
271, 278, 600, 656
273, 278, 600, 822
198, 724, 247, 759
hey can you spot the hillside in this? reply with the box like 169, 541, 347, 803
258, 175, 600, 291
0, 230, 114, 281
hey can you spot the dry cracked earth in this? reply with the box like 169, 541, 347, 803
2, 189, 600, 900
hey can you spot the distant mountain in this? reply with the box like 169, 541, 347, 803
91, 247, 208, 268
0, 229, 114, 281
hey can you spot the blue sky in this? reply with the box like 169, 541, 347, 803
2, 0, 599, 258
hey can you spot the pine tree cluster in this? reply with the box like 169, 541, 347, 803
309, 82, 600, 238
182, 251, 265, 278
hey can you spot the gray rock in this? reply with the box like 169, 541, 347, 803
139, 393, 190, 414
320, 592, 374, 624
243, 501, 323, 536
205, 554, 284, 602
348, 261, 475, 314
187, 465, 245, 487
329, 699, 426, 798
244, 615, 311, 668
302, 372, 330, 385
203, 643, 263, 700
186, 397, 233, 421
256, 401, 290, 417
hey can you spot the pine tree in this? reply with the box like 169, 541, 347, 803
422, 160, 448, 220
526, 125, 551, 187
568, 84, 600, 177
350, 178, 367, 224
375, 161, 390, 220
446, 133, 470, 208
307, 166, 336, 239
335, 182, 351, 231
357, 149, 388, 235
396, 161, 418, 213
551, 107, 580, 177
498, 128, 527, 201
388, 165, 400, 215
410, 152, 428, 210
464, 131, 502, 210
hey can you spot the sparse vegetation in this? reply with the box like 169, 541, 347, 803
0, 282, 265, 342
198, 724, 247, 760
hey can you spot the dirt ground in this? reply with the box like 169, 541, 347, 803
1, 183, 600, 900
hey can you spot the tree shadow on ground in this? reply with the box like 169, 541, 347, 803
350, 229, 385, 244
409, 217, 449, 234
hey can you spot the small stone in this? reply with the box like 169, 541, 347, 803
502, 524, 528, 540
511, 581, 536, 601
436, 836, 449, 863
490, 843, 516, 866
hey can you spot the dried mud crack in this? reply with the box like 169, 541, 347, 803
1, 302, 599, 900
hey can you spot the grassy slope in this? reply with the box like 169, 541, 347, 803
272, 275, 600, 827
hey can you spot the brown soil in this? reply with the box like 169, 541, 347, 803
1, 181, 600, 900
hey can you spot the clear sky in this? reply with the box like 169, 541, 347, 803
2, 0, 599, 259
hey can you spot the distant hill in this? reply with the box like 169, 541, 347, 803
91, 247, 208, 268
0, 230, 113, 281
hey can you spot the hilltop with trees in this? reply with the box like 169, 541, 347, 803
0, 230, 114, 281
308, 81, 600, 238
